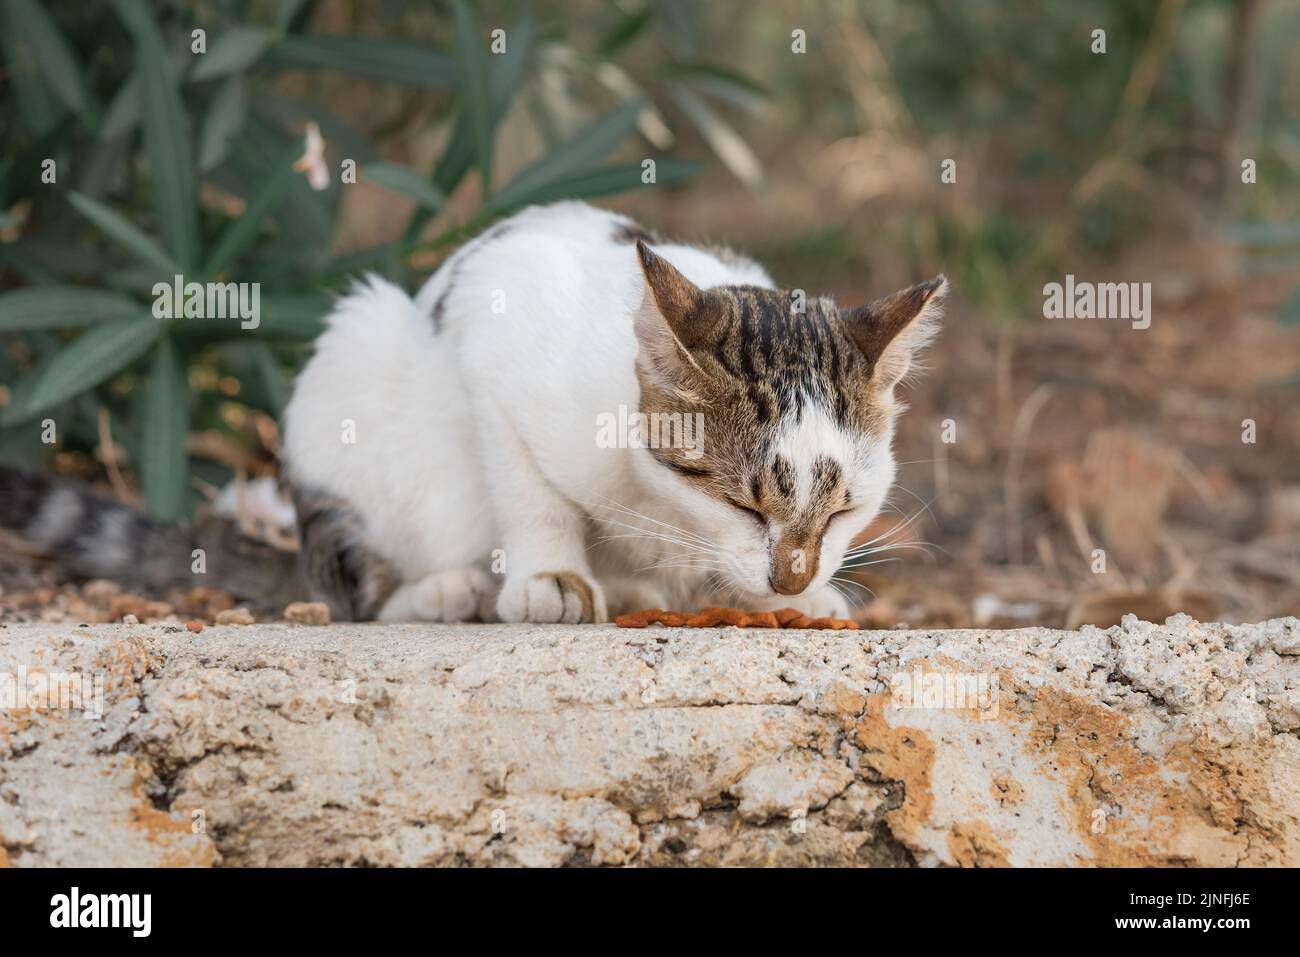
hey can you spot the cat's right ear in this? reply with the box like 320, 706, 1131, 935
633, 241, 717, 395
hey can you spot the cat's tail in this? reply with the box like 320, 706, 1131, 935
0, 464, 307, 608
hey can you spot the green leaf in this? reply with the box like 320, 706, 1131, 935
451, 0, 492, 195
598, 6, 654, 57
68, 191, 180, 276
198, 76, 248, 172
12, 314, 163, 420
268, 35, 456, 88
100, 76, 142, 141
0, 13, 64, 136
253, 342, 291, 415
2, 0, 86, 115
202, 139, 301, 278
276, 0, 313, 30
659, 61, 771, 106
667, 85, 764, 188
365, 162, 448, 211
100, 53, 187, 142
0, 286, 142, 331
418, 11, 534, 238
487, 159, 698, 215
191, 26, 271, 81
0, 238, 113, 280
113, 0, 200, 270
238, 123, 332, 248
489, 99, 647, 210
252, 294, 329, 339
140, 337, 190, 520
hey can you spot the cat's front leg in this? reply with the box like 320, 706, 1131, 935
477, 410, 606, 624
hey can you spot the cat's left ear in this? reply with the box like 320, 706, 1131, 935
633, 241, 721, 395
842, 275, 947, 390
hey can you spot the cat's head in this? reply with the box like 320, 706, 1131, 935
630, 241, 945, 602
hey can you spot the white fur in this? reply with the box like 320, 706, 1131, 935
283, 202, 908, 622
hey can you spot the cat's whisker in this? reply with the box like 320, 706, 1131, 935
595, 529, 715, 555
831, 575, 876, 601
889, 484, 940, 532
844, 504, 932, 555
583, 495, 715, 548
837, 556, 904, 570
847, 541, 945, 563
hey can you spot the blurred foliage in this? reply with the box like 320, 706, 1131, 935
0, 0, 765, 519
728, 0, 1299, 314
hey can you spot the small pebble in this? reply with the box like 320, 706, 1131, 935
283, 601, 331, 626
185, 619, 204, 634
215, 607, 256, 626
122, 613, 139, 625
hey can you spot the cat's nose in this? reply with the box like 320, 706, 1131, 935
769, 536, 819, 595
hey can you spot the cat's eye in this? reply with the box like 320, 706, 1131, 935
726, 499, 767, 527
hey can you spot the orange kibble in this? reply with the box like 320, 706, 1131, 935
613, 605, 857, 631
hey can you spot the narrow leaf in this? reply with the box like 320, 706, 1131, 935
487, 159, 698, 215
451, 0, 492, 195
253, 342, 291, 415
198, 76, 248, 172
100, 76, 141, 141
668, 85, 764, 188
0, 286, 142, 331
268, 35, 456, 88
140, 337, 190, 520
202, 139, 300, 277
17, 314, 163, 418
365, 162, 448, 211
113, 0, 200, 270
2, 0, 86, 114
598, 7, 654, 57
191, 26, 271, 81
421, 11, 534, 235
0, 16, 64, 135
489, 99, 647, 210
68, 191, 180, 276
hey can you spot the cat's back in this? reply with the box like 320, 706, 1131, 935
420, 201, 773, 341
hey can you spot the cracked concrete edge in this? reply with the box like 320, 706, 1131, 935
0, 614, 1297, 867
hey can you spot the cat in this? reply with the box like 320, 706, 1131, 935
283, 201, 945, 623
0, 201, 944, 623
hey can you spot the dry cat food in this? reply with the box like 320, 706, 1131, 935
614, 606, 859, 630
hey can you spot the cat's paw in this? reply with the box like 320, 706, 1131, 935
751, 585, 851, 621
377, 566, 494, 622
497, 571, 607, 624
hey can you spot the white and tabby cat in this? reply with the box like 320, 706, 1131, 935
0, 201, 944, 623
283, 201, 946, 623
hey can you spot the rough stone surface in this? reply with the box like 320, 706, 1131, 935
1, 615, 1296, 867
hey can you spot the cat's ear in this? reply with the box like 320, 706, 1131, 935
633, 241, 719, 394
842, 275, 947, 390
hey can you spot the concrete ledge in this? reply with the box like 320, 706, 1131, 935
1, 616, 1297, 866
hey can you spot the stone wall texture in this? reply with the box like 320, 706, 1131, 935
2, 615, 1297, 867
